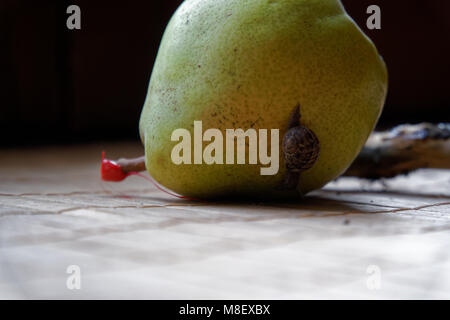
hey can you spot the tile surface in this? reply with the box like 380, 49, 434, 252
1, 143, 449, 299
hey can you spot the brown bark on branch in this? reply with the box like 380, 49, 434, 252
344, 123, 450, 179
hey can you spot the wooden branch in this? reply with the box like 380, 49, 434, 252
116, 156, 146, 174
344, 123, 450, 179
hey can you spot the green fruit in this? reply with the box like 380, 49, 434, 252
139, 0, 388, 199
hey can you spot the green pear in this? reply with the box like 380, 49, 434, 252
139, 0, 388, 199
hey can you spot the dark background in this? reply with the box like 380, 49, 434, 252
1, 0, 449, 147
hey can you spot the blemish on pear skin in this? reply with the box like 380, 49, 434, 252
157, 155, 166, 168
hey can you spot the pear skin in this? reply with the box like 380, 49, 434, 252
140, 0, 388, 199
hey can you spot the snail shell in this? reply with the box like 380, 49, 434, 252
282, 125, 320, 172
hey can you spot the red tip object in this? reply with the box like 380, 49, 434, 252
100, 151, 200, 201
101, 151, 128, 182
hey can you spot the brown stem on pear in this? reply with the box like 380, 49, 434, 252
278, 104, 321, 191
116, 156, 146, 174
287, 103, 301, 128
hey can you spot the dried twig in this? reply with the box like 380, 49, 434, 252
344, 123, 450, 179
116, 156, 146, 174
